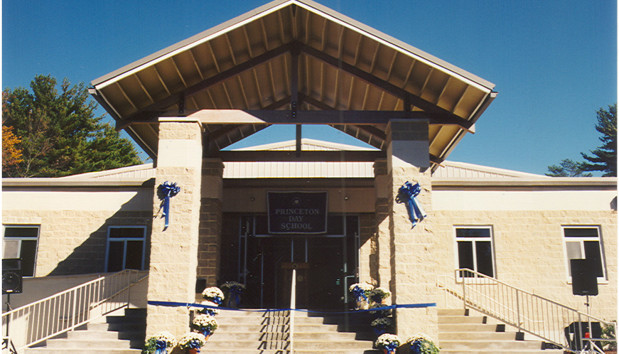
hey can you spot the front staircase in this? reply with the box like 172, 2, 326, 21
25, 308, 145, 354
203, 309, 380, 353
22, 307, 569, 353
438, 308, 563, 353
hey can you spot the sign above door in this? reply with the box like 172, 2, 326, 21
267, 191, 328, 234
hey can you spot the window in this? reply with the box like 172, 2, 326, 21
563, 226, 606, 280
3, 225, 39, 277
106, 226, 146, 272
455, 227, 495, 277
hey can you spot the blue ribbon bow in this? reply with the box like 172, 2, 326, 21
157, 182, 180, 229
385, 342, 399, 353
395, 181, 427, 228
351, 286, 368, 303
201, 328, 212, 337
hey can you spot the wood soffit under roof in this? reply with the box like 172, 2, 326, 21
89, 0, 497, 163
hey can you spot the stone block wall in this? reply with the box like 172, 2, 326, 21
432, 209, 617, 320
3, 193, 152, 276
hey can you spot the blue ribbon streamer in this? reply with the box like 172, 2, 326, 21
395, 181, 427, 228
229, 287, 242, 306
157, 182, 180, 229
148, 300, 435, 314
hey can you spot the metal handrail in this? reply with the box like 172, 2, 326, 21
2, 269, 147, 352
437, 268, 616, 353
289, 268, 296, 353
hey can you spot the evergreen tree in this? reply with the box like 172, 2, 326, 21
2, 75, 141, 177
580, 104, 616, 177
546, 158, 592, 177
546, 104, 616, 177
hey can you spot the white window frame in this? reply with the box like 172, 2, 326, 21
2, 224, 40, 277
454, 226, 496, 279
105, 226, 147, 272
562, 225, 607, 282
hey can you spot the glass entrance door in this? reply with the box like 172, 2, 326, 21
239, 215, 359, 310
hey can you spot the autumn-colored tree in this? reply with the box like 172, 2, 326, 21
2, 125, 23, 173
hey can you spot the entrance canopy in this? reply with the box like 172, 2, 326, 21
90, 0, 496, 165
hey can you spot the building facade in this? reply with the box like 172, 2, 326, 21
3, 0, 616, 344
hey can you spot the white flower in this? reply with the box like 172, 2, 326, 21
192, 314, 218, 331
202, 287, 225, 301
375, 333, 401, 348
349, 282, 374, 292
406, 333, 435, 344
197, 300, 220, 315
220, 281, 245, 289
148, 331, 176, 348
178, 332, 206, 349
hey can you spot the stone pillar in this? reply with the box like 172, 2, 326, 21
385, 119, 438, 340
197, 158, 224, 293
146, 118, 203, 338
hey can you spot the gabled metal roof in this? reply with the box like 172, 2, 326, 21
90, 0, 496, 164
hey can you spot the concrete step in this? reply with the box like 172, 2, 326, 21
439, 330, 519, 340
439, 314, 487, 324
44, 338, 133, 349
440, 339, 543, 350
439, 322, 505, 332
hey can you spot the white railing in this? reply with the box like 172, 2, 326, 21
438, 269, 616, 353
289, 268, 296, 353
2, 269, 147, 352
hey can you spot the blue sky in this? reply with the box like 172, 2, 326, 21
3, 0, 616, 175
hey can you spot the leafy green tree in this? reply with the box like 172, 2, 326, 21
547, 104, 616, 177
2, 75, 141, 177
546, 158, 592, 177
580, 104, 616, 177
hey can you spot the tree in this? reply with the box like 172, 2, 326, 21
2, 125, 23, 172
2, 75, 141, 177
546, 104, 616, 177
546, 158, 592, 177
580, 104, 617, 177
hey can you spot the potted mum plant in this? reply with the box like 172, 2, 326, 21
220, 281, 245, 308
196, 300, 220, 316
371, 317, 394, 336
369, 287, 391, 305
178, 332, 207, 354
375, 333, 401, 354
191, 314, 218, 338
202, 286, 225, 305
406, 333, 440, 354
349, 282, 374, 310
142, 331, 176, 354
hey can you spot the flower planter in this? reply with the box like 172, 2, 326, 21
188, 349, 199, 354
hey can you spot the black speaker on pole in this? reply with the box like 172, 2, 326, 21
2, 258, 23, 294
570, 259, 598, 296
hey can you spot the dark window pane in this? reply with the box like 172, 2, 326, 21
564, 228, 598, 238
327, 215, 344, 235
20, 240, 37, 276
476, 241, 494, 277
125, 241, 144, 270
255, 215, 268, 235
584, 241, 604, 277
457, 241, 474, 271
4, 227, 38, 238
109, 227, 144, 238
456, 228, 490, 238
107, 242, 124, 272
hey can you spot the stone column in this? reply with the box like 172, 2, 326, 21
146, 118, 203, 338
197, 158, 224, 294
385, 119, 438, 340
